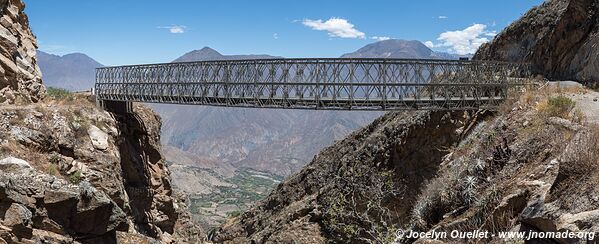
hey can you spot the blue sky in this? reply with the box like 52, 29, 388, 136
26, 0, 543, 66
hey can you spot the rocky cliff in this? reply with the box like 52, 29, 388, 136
0, 0, 44, 103
0, 96, 202, 243
474, 0, 599, 83
0, 0, 201, 242
213, 83, 599, 243
212, 109, 481, 242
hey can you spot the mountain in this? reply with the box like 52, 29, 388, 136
474, 0, 599, 83
341, 39, 459, 59
173, 47, 280, 62
37, 51, 103, 91
156, 46, 385, 228
159, 40, 463, 178
156, 104, 380, 176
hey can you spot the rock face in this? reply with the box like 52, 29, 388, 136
0, 96, 202, 243
213, 110, 479, 243
0, 0, 44, 103
0, 0, 200, 242
474, 0, 599, 83
214, 84, 599, 243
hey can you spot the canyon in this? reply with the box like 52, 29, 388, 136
2, 0, 599, 243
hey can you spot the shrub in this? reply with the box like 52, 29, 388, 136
539, 95, 576, 119
46, 164, 58, 176
49, 154, 62, 164
565, 125, 599, 175
47, 87, 73, 100
226, 210, 241, 218
69, 170, 83, 184
321, 166, 403, 243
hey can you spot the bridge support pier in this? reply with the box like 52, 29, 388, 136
99, 100, 132, 114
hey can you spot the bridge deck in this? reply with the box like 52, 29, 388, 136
94, 58, 531, 111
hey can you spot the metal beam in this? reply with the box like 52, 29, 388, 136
95, 58, 531, 111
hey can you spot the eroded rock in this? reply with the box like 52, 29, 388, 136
0, 157, 31, 172
0, 0, 45, 104
88, 125, 109, 151
475, 0, 599, 83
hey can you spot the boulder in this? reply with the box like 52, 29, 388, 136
87, 125, 109, 151
70, 181, 127, 235
0, 157, 31, 172
1, 203, 32, 238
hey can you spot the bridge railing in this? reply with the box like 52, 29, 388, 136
95, 58, 532, 110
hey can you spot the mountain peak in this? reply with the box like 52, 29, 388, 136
173, 47, 224, 63
341, 39, 439, 59
339, 39, 459, 59
37, 51, 103, 91
196, 47, 221, 55
173, 47, 280, 63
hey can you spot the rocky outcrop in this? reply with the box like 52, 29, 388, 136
403, 87, 599, 243
0, 169, 128, 243
474, 0, 599, 83
214, 83, 599, 243
0, 0, 44, 104
0, 96, 202, 243
0, 0, 201, 242
212, 110, 481, 243
116, 104, 180, 240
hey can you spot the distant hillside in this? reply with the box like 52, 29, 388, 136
173, 47, 280, 62
37, 51, 103, 91
341, 39, 459, 59
159, 40, 463, 178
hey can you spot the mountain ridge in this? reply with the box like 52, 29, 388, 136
173, 47, 281, 63
37, 50, 103, 91
341, 39, 459, 59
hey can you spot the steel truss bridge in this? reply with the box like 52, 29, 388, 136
95, 58, 531, 111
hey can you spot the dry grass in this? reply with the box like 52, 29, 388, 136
409, 83, 590, 233
537, 95, 576, 119
0, 140, 22, 156
0, 139, 49, 171
547, 124, 599, 212
45, 91, 96, 107
563, 124, 599, 175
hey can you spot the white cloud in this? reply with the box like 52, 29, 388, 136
438, 16, 448, 19
302, 18, 365, 39
158, 25, 187, 34
484, 31, 497, 37
424, 41, 435, 48
427, 24, 495, 55
273, 33, 279, 39
371, 36, 391, 41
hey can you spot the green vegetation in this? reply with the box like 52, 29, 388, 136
541, 95, 576, 118
49, 154, 62, 164
69, 170, 82, 184
46, 164, 58, 176
186, 168, 283, 229
47, 87, 73, 100
227, 210, 241, 218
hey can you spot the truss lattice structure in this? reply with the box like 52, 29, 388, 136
95, 58, 531, 111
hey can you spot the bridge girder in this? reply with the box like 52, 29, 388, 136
95, 58, 532, 111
